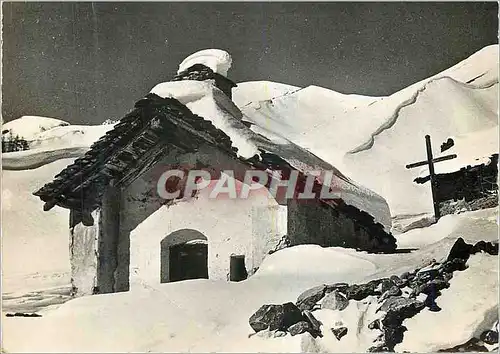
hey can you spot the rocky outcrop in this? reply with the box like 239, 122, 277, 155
248, 238, 498, 351
249, 302, 304, 333
5, 312, 42, 317
248, 302, 323, 338
439, 321, 499, 352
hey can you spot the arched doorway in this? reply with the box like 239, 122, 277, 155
160, 229, 208, 283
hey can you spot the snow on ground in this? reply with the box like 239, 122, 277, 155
343, 77, 498, 216
232, 81, 301, 109
2, 46, 498, 353
2, 159, 74, 295
2, 120, 114, 170
239, 45, 499, 216
300, 296, 382, 353
2, 208, 497, 353
2, 116, 69, 140
397, 253, 498, 352
28, 123, 115, 150
417, 125, 498, 176
2, 147, 89, 170
2, 245, 376, 353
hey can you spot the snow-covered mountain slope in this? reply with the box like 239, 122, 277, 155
2, 159, 73, 294
3, 208, 497, 353
237, 45, 499, 216
2, 116, 70, 140
2, 123, 114, 170
28, 123, 115, 150
344, 77, 498, 216
232, 81, 301, 109
1, 46, 498, 354
416, 125, 499, 177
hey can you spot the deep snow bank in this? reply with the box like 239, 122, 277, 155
2, 159, 74, 294
239, 45, 499, 216
343, 77, 498, 216
2, 116, 70, 140
232, 81, 301, 109
2, 147, 89, 170
397, 253, 498, 352
2, 245, 378, 353
2, 124, 114, 170
3, 209, 497, 353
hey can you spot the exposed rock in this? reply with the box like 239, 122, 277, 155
442, 271, 453, 282
331, 326, 348, 340
297, 285, 327, 311
400, 286, 413, 297
447, 237, 473, 261
390, 275, 406, 287
415, 268, 440, 283
380, 296, 425, 316
368, 319, 381, 330
472, 240, 499, 255
303, 310, 323, 338
379, 285, 403, 303
325, 282, 349, 294
346, 280, 382, 301
480, 330, 499, 345
377, 296, 425, 350
400, 271, 412, 280
380, 279, 396, 293
250, 239, 495, 351
249, 302, 304, 333
5, 312, 42, 317
441, 258, 468, 273
414, 278, 450, 296
287, 321, 310, 336
383, 325, 406, 349
273, 330, 287, 338
438, 337, 489, 352
368, 344, 391, 352
321, 290, 349, 311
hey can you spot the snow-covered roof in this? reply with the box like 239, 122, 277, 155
32, 93, 236, 212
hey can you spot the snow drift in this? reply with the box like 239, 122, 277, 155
2, 116, 69, 140
2, 208, 497, 353
239, 45, 499, 216
1, 45, 498, 353
2, 123, 114, 170
149, 76, 392, 231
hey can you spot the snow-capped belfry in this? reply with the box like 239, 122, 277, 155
178, 49, 232, 77
172, 63, 237, 99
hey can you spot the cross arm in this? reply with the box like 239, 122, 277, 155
405, 154, 457, 169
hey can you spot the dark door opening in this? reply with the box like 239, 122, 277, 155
169, 243, 208, 282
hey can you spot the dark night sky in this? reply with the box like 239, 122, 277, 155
2, 2, 498, 124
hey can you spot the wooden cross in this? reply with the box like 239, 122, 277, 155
405, 135, 457, 220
